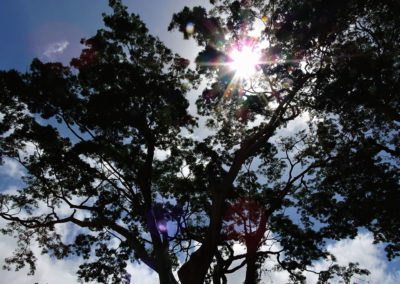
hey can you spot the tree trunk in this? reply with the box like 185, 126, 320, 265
156, 248, 178, 284
244, 211, 267, 284
178, 190, 225, 284
157, 268, 178, 284
244, 253, 259, 284
212, 264, 222, 284
178, 246, 214, 284
146, 208, 178, 284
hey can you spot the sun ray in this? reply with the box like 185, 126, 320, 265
228, 44, 261, 78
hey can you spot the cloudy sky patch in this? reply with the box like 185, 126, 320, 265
42, 40, 69, 60
0, 159, 24, 179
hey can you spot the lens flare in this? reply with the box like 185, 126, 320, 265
229, 45, 261, 78
186, 22, 194, 35
157, 221, 167, 232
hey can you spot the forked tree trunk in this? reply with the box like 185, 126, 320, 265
178, 190, 226, 284
177, 76, 306, 284
156, 248, 178, 284
178, 246, 214, 284
157, 269, 178, 284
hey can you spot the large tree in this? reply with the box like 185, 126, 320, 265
1, 0, 399, 283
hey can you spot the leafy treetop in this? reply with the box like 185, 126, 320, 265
1, 0, 399, 284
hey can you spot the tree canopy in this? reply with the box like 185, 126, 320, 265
1, 0, 399, 283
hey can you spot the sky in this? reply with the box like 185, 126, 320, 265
0, 0, 399, 283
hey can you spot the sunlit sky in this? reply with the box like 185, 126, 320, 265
0, 1, 399, 283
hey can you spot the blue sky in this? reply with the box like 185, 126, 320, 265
0, 0, 399, 283
0, 0, 106, 70
0, 0, 203, 71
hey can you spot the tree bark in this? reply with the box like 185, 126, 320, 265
244, 253, 259, 284
156, 254, 178, 284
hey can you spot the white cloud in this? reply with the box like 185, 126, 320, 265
0, 216, 159, 284
224, 233, 400, 284
0, 224, 399, 284
43, 40, 70, 60
126, 263, 159, 283
0, 158, 24, 178
1, 185, 19, 195
225, 242, 290, 284
305, 232, 400, 284
22, 141, 37, 157
154, 148, 170, 161
0, 218, 80, 284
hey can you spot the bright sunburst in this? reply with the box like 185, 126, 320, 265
229, 45, 261, 78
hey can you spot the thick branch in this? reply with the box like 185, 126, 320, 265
1, 205, 156, 271
178, 74, 311, 284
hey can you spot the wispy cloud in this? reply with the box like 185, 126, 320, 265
0, 159, 24, 178
43, 40, 69, 59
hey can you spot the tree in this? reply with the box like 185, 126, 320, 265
1, 0, 399, 284
167, 0, 399, 282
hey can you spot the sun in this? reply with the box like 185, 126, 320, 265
229, 45, 261, 78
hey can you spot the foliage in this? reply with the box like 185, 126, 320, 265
1, 0, 399, 283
